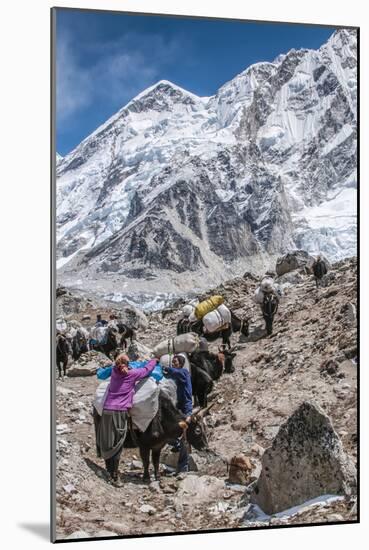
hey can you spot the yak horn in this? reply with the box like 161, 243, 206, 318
197, 402, 216, 418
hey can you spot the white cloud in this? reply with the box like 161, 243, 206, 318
56, 30, 183, 124
56, 32, 93, 123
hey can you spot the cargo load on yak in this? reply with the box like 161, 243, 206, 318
56, 318, 68, 333
181, 304, 195, 319
202, 304, 231, 334
254, 278, 277, 305
130, 377, 161, 432
90, 325, 108, 345
195, 295, 224, 320
178, 298, 199, 321
153, 332, 200, 358
93, 377, 160, 432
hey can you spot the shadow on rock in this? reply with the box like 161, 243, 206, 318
239, 326, 267, 343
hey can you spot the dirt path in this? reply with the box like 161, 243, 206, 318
55, 258, 357, 540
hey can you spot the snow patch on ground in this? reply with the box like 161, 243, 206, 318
244, 494, 345, 524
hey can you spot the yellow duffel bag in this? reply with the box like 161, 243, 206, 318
194, 295, 224, 320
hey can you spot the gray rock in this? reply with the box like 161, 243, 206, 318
63, 484, 77, 494
345, 303, 357, 324
130, 460, 143, 470
119, 305, 148, 330
160, 448, 199, 472
276, 271, 304, 285
139, 504, 156, 514
149, 481, 161, 493
239, 326, 266, 343
67, 362, 98, 377
251, 401, 356, 514
276, 251, 314, 276
175, 474, 225, 506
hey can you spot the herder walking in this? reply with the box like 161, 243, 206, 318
312, 255, 328, 288
93, 353, 158, 486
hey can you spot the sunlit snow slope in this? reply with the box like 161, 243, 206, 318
56, 29, 357, 289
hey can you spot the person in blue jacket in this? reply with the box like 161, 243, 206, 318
163, 354, 193, 474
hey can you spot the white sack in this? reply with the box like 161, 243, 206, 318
93, 381, 110, 416
130, 377, 160, 432
203, 304, 231, 334
153, 332, 199, 358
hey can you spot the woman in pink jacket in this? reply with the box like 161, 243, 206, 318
94, 353, 158, 486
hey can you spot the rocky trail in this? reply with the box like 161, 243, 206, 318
55, 256, 357, 540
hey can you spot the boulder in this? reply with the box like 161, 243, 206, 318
77, 350, 112, 367
276, 271, 304, 285
251, 401, 356, 514
175, 474, 225, 506
127, 340, 152, 360
276, 251, 314, 276
67, 362, 98, 377
228, 455, 253, 484
119, 305, 148, 330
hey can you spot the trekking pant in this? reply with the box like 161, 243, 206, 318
172, 437, 188, 474
94, 409, 128, 477
105, 448, 123, 477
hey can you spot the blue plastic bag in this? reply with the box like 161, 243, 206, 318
96, 365, 113, 380
96, 361, 163, 382
129, 360, 164, 382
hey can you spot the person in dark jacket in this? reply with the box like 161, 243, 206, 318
312, 255, 328, 288
163, 354, 193, 474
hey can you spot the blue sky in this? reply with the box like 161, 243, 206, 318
55, 9, 337, 156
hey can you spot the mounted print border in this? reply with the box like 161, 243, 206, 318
51, 6, 359, 543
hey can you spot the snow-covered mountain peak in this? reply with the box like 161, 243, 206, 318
324, 28, 357, 50
126, 79, 205, 115
56, 30, 357, 296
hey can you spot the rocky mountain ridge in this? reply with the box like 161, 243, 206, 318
56, 29, 357, 300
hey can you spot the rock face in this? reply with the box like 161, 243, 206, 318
276, 250, 314, 276
251, 401, 356, 514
